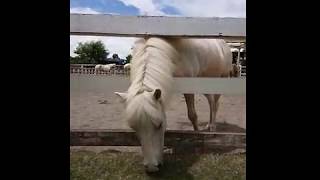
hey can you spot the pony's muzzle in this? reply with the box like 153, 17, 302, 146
144, 163, 162, 173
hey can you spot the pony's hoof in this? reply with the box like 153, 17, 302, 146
205, 124, 216, 132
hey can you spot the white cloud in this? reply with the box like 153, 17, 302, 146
161, 0, 246, 18
70, 36, 137, 59
117, 0, 245, 17
118, 0, 166, 16
70, 7, 101, 14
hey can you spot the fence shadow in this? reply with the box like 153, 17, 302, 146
214, 122, 245, 133
178, 121, 245, 133
146, 153, 199, 180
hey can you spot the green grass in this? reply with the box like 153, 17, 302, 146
70, 150, 245, 180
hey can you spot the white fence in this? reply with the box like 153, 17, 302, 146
70, 64, 129, 75
240, 66, 246, 77
70, 14, 246, 95
70, 74, 245, 95
70, 14, 245, 42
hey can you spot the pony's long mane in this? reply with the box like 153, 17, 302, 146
128, 38, 179, 104
124, 38, 179, 127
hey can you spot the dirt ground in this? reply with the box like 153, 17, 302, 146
70, 91, 246, 131
70, 81, 246, 153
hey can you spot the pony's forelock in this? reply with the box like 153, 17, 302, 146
125, 92, 165, 129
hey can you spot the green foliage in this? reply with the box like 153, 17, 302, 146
126, 54, 132, 64
70, 56, 83, 64
71, 41, 109, 64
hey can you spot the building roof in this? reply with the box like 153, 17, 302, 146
105, 57, 127, 65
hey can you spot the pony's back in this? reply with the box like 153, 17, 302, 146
129, 37, 232, 106
132, 38, 232, 78
169, 38, 233, 78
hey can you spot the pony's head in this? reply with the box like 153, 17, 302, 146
115, 88, 166, 172
114, 37, 177, 172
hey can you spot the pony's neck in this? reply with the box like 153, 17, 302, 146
128, 38, 178, 105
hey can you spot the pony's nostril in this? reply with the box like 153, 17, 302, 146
144, 164, 160, 173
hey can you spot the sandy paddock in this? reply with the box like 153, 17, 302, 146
70, 78, 245, 153
70, 90, 245, 132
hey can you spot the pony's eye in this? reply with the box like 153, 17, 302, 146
157, 122, 162, 129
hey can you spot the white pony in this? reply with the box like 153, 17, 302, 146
123, 63, 131, 74
124, 63, 131, 71
95, 64, 116, 74
115, 37, 232, 172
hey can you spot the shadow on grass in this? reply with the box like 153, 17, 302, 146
146, 154, 200, 180
71, 150, 245, 180
70, 150, 200, 180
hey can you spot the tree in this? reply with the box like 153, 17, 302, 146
70, 56, 82, 64
126, 54, 132, 64
73, 41, 109, 64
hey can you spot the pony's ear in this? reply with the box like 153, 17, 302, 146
153, 89, 161, 100
114, 92, 128, 103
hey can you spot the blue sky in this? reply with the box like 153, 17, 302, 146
70, 0, 181, 16
70, 0, 180, 15
71, 0, 139, 15
70, 0, 246, 58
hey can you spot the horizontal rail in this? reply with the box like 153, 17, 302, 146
70, 66, 127, 75
70, 129, 246, 153
70, 64, 97, 67
70, 14, 246, 42
70, 74, 246, 95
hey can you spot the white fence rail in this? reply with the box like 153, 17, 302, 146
70, 65, 129, 75
70, 74, 246, 95
240, 66, 246, 77
70, 14, 245, 42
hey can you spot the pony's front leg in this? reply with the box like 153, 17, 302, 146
204, 94, 221, 131
184, 94, 199, 131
